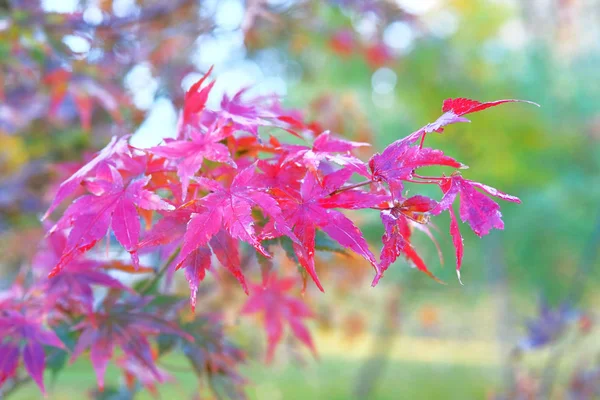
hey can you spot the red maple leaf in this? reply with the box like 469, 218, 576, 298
272, 169, 385, 290
423, 97, 539, 136
182, 66, 215, 127
442, 98, 538, 116
378, 195, 442, 284
432, 174, 520, 281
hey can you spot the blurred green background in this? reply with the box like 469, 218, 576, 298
2, 0, 600, 398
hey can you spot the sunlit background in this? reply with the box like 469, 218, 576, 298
2, 0, 600, 398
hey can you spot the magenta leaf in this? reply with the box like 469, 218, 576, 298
283, 131, 371, 177
369, 141, 464, 196
0, 344, 19, 388
23, 342, 46, 393
0, 312, 65, 393
448, 207, 464, 283
49, 165, 173, 276
242, 274, 315, 362
209, 230, 248, 294
71, 296, 191, 390
432, 175, 520, 237
174, 165, 293, 283
43, 136, 130, 219
274, 170, 382, 290
150, 121, 235, 196
379, 210, 442, 284
181, 247, 212, 311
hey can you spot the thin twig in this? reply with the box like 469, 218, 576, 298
329, 180, 373, 196
139, 248, 180, 295
413, 174, 444, 181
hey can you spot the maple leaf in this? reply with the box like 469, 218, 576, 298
241, 274, 316, 362
43, 136, 131, 219
431, 174, 520, 280
0, 311, 65, 393
0, 344, 19, 389
423, 97, 539, 137
378, 195, 443, 284
150, 120, 235, 196
70, 295, 191, 390
173, 165, 294, 297
117, 355, 174, 397
256, 158, 305, 192
273, 169, 384, 290
45, 70, 123, 132
138, 207, 248, 307
373, 98, 538, 163
49, 164, 173, 276
216, 89, 283, 136
282, 131, 371, 177
369, 139, 464, 198
442, 98, 539, 117
182, 66, 215, 127
181, 246, 212, 311
33, 231, 131, 315
432, 174, 521, 236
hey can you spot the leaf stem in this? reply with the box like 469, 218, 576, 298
139, 248, 180, 295
406, 179, 438, 185
329, 179, 373, 196
413, 174, 444, 181
418, 132, 427, 149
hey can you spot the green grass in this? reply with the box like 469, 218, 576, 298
10, 356, 501, 400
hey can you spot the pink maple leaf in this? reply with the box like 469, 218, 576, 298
49, 164, 173, 276
150, 120, 235, 196
43, 136, 131, 219
369, 138, 464, 197
282, 131, 371, 177
173, 165, 295, 294
242, 274, 316, 362
0, 311, 65, 393
33, 231, 131, 315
